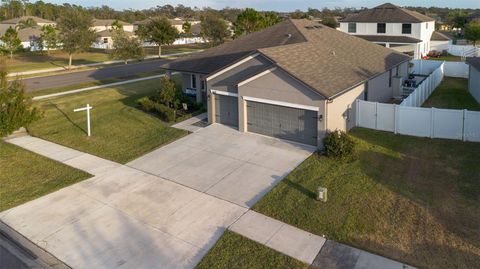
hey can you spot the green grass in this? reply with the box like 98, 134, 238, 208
253, 128, 480, 269
196, 231, 308, 269
429, 54, 462, 62
27, 69, 165, 98
28, 79, 188, 164
7, 45, 205, 73
423, 77, 480, 111
0, 141, 91, 211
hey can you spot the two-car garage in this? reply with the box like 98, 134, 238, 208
212, 93, 319, 146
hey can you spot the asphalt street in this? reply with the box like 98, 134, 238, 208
20, 59, 170, 92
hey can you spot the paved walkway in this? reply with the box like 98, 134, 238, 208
171, 113, 208, 133
2, 127, 416, 269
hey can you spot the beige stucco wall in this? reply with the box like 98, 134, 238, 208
238, 68, 326, 147
326, 83, 365, 132
366, 61, 409, 103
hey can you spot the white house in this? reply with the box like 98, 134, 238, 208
0, 16, 56, 50
339, 3, 435, 59
91, 19, 135, 49
134, 17, 207, 46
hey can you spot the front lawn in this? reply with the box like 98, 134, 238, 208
423, 77, 480, 111
28, 79, 188, 164
7, 44, 205, 73
0, 141, 91, 212
196, 231, 308, 269
253, 128, 480, 269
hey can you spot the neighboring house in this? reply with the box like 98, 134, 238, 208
466, 57, 480, 103
0, 16, 56, 50
161, 19, 410, 147
339, 3, 435, 59
134, 17, 206, 45
91, 19, 134, 49
0, 16, 56, 28
91, 19, 134, 33
430, 31, 452, 52
92, 29, 135, 49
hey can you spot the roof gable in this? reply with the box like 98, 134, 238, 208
340, 3, 434, 23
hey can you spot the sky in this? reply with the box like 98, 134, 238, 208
42, 0, 480, 11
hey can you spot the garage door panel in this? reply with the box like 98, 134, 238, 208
215, 95, 238, 127
247, 101, 317, 146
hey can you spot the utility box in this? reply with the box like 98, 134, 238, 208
317, 187, 328, 202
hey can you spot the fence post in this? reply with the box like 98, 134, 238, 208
375, 102, 378, 130
356, 99, 360, 127
462, 109, 467, 142
431, 107, 435, 138
394, 104, 398, 134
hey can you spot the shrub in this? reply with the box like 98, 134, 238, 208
0, 65, 42, 137
154, 103, 175, 122
137, 96, 155, 112
323, 130, 355, 158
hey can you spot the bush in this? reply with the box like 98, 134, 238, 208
154, 103, 175, 122
137, 96, 155, 112
323, 130, 355, 158
0, 67, 42, 137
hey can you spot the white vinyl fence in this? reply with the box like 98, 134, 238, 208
448, 44, 480, 57
444, 61, 469, 78
356, 99, 480, 142
401, 60, 444, 107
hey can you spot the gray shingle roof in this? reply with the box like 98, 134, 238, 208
430, 31, 451, 41
466, 57, 480, 70
355, 35, 422, 43
340, 3, 434, 23
161, 19, 306, 74
0, 16, 55, 25
93, 19, 131, 27
162, 19, 410, 98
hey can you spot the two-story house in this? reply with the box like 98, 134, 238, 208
339, 3, 435, 59
0, 16, 56, 50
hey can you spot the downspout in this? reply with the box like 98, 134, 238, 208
325, 98, 333, 133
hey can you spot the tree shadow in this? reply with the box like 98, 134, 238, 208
50, 103, 87, 135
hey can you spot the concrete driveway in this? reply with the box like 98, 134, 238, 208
1, 124, 314, 269
128, 124, 315, 208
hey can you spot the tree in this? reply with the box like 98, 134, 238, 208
158, 76, 181, 108
142, 17, 178, 57
16, 17, 36, 29
111, 29, 144, 64
57, 7, 96, 69
261, 12, 281, 28
182, 21, 192, 38
322, 16, 337, 28
111, 19, 123, 31
201, 13, 229, 45
465, 19, 480, 46
447, 11, 467, 29
234, 8, 264, 36
0, 59, 42, 137
38, 24, 57, 54
0, 27, 21, 59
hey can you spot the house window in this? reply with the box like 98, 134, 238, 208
402, 23, 412, 34
191, 74, 197, 89
103, 38, 108, 44
377, 23, 386, 34
348, 23, 356, 33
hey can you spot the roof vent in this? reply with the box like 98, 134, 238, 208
286, 33, 292, 38
332, 51, 336, 56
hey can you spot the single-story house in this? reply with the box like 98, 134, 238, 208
0, 25, 44, 51
0, 16, 56, 27
161, 19, 410, 147
466, 57, 480, 103
92, 29, 135, 49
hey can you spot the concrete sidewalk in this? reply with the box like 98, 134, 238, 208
8, 51, 201, 78
172, 113, 208, 133
230, 210, 416, 268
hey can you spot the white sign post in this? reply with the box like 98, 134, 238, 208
74, 104, 93, 136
